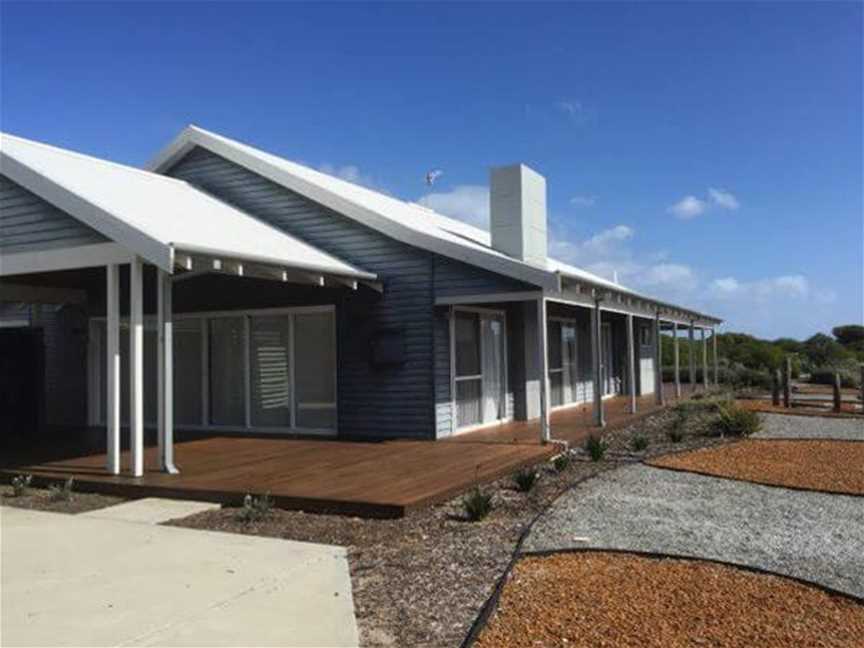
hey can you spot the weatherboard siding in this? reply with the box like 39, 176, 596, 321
0, 175, 107, 253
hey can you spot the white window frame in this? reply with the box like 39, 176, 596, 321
547, 315, 582, 411
450, 306, 511, 434
88, 305, 337, 436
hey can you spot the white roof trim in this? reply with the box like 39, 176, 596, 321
149, 126, 561, 291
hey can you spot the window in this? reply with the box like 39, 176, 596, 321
454, 310, 507, 430
548, 319, 579, 408
640, 326, 652, 347
90, 307, 337, 433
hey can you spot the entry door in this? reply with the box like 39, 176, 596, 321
454, 310, 506, 430
601, 323, 615, 395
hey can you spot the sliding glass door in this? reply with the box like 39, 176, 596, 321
90, 306, 337, 434
548, 318, 579, 408
454, 309, 507, 431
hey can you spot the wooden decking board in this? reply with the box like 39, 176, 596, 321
1, 384, 702, 518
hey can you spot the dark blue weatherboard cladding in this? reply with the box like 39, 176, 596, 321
0, 175, 107, 253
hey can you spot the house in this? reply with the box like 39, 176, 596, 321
0, 127, 721, 478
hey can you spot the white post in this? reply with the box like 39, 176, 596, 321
157, 270, 179, 473
701, 327, 709, 389
654, 312, 664, 405
591, 300, 605, 427
626, 313, 636, 414
712, 327, 719, 385
105, 264, 121, 475
129, 257, 144, 477
688, 322, 696, 393
673, 321, 681, 399
537, 297, 550, 442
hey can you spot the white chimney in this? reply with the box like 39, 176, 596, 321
489, 164, 548, 267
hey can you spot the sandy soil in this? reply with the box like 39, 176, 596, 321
475, 552, 864, 648
650, 439, 864, 495
0, 484, 126, 513
738, 399, 863, 418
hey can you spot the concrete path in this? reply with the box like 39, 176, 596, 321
80, 497, 220, 524
525, 464, 864, 599
754, 412, 863, 441
1, 506, 359, 647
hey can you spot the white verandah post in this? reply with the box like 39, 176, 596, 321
673, 321, 681, 399
591, 298, 605, 427
688, 322, 696, 394
157, 270, 179, 473
105, 264, 121, 475
712, 327, 719, 385
537, 297, 550, 443
626, 313, 636, 414
654, 312, 664, 406
701, 327, 709, 389
129, 257, 144, 477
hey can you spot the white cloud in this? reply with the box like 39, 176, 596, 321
667, 195, 708, 219
640, 263, 698, 290
318, 163, 381, 190
555, 99, 583, 120
669, 188, 740, 219
582, 225, 634, 253
709, 274, 809, 301
417, 185, 490, 228
708, 188, 740, 210
569, 195, 596, 208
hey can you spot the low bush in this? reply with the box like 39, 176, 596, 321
552, 453, 571, 472
667, 414, 685, 443
809, 366, 861, 389
10, 473, 32, 497
237, 492, 274, 523
48, 477, 74, 502
584, 435, 608, 462
630, 435, 649, 452
462, 487, 493, 521
711, 403, 762, 437
513, 467, 538, 492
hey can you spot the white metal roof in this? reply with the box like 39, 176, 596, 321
149, 126, 720, 323
0, 132, 376, 281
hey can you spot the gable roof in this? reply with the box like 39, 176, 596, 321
0, 132, 376, 281
150, 126, 720, 324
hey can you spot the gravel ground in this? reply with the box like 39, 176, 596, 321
0, 484, 126, 514
755, 412, 863, 441
476, 552, 864, 648
524, 464, 864, 599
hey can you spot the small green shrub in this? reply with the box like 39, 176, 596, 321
552, 453, 571, 472
513, 467, 538, 492
462, 487, 493, 521
237, 492, 274, 523
584, 435, 608, 462
10, 474, 32, 497
630, 435, 649, 452
667, 415, 685, 443
711, 403, 762, 437
810, 367, 860, 389
48, 478, 74, 502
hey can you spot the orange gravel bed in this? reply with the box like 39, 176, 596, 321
649, 439, 864, 495
737, 400, 863, 418
475, 552, 864, 648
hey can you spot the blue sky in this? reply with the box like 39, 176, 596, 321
2, 2, 861, 339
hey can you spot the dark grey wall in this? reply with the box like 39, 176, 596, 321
0, 175, 107, 253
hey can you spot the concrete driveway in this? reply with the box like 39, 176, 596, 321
1, 506, 358, 647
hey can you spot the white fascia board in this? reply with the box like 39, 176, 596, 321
149, 128, 559, 291
435, 290, 543, 306
1, 153, 172, 272
172, 243, 377, 281
0, 242, 132, 276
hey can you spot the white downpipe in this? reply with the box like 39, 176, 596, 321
129, 257, 144, 477
673, 321, 681, 399
654, 311, 664, 406
105, 264, 121, 475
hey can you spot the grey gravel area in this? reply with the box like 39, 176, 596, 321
524, 464, 864, 598
754, 412, 863, 441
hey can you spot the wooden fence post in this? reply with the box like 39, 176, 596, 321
783, 357, 792, 409
772, 369, 781, 407
833, 373, 842, 413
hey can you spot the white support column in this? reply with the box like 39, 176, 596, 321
105, 264, 121, 475
626, 313, 636, 414
129, 257, 144, 478
673, 321, 681, 399
591, 299, 605, 427
712, 327, 719, 385
654, 312, 664, 405
688, 322, 696, 393
536, 297, 550, 442
157, 270, 179, 474
701, 327, 709, 389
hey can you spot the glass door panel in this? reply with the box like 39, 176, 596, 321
209, 317, 246, 426
250, 316, 291, 427
294, 312, 336, 429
